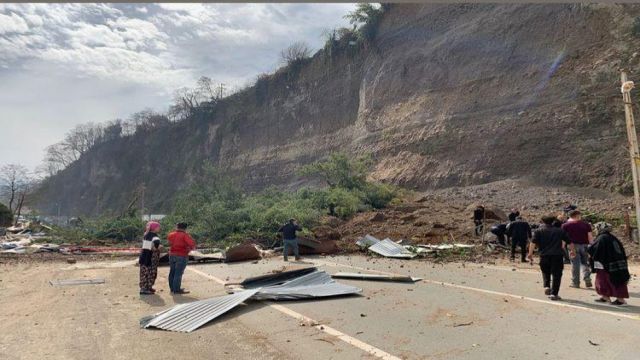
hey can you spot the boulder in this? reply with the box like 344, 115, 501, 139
225, 243, 261, 263
369, 212, 386, 222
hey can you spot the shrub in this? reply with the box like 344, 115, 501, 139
0, 202, 11, 227
633, 17, 640, 37
362, 182, 397, 209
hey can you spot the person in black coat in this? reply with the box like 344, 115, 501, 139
507, 217, 532, 262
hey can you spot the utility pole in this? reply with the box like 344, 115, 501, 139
620, 69, 640, 243
217, 83, 226, 99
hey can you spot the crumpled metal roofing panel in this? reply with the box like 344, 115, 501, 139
356, 234, 380, 247
368, 239, 416, 259
252, 270, 362, 300
141, 289, 258, 333
240, 267, 318, 289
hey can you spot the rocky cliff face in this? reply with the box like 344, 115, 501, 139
36, 4, 640, 215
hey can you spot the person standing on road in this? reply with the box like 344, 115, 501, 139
139, 221, 162, 295
588, 222, 631, 306
528, 216, 572, 301
553, 213, 571, 264
473, 205, 485, 236
561, 210, 593, 288
506, 216, 532, 262
278, 218, 302, 262
167, 222, 196, 294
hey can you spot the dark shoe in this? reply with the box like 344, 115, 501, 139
544, 287, 551, 296
520, 259, 528, 263
563, 259, 571, 264
295, 257, 301, 261
548, 295, 562, 301
150, 288, 157, 293
611, 300, 627, 306
174, 289, 190, 294
594, 298, 608, 303
569, 283, 580, 288
584, 280, 593, 288
140, 289, 153, 295
283, 258, 288, 262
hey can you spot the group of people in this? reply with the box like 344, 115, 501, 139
138, 218, 303, 295
483, 206, 631, 304
138, 221, 195, 295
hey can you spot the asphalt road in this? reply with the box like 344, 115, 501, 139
1, 255, 639, 359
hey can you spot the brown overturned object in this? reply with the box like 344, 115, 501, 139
225, 243, 261, 263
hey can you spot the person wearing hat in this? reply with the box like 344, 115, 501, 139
278, 218, 302, 261
588, 222, 631, 305
167, 222, 196, 294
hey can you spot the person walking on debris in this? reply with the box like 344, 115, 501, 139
508, 208, 520, 223
473, 205, 485, 236
490, 223, 508, 246
553, 213, 572, 264
279, 218, 302, 261
561, 210, 593, 288
167, 222, 196, 294
139, 221, 162, 295
506, 216, 532, 262
528, 216, 571, 301
588, 222, 631, 306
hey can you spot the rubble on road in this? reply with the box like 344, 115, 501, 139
331, 272, 422, 283
141, 268, 361, 333
356, 234, 478, 259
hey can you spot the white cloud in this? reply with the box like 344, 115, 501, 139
0, 3, 356, 170
0, 12, 29, 34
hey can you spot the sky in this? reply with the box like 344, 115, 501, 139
0, 3, 356, 171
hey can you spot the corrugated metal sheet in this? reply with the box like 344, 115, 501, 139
356, 234, 380, 247
252, 270, 362, 300
331, 272, 422, 283
368, 239, 416, 259
49, 278, 105, 286
240, 267, 318, 289
141, 289, 258, 333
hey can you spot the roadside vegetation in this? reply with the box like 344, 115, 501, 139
43, 153, 399, 246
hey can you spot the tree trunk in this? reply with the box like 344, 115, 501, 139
14, 192, 25, 226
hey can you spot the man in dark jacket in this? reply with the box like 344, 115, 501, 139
490, 223, 508, 245
507, 216, 532, 262
528, 216, 572, 300
473, 205, 485, 236
278, 218, 302, 261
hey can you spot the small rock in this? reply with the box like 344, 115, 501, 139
360, 313, 367, 317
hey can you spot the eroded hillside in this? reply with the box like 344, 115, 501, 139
36, 4, 640, 215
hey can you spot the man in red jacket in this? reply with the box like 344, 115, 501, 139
167, 222, 196, 294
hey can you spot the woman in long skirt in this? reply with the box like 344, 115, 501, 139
139, 221, 162, 295
588, 222, 631, 305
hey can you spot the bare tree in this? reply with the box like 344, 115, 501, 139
280, 41, 312, 65
0, 164, 29, 213
129, 109, 170, 133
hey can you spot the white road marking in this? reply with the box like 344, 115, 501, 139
311, 259, 640, 321
186, 267, 402, 360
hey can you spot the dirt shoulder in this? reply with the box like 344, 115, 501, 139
0, 260, 286, 360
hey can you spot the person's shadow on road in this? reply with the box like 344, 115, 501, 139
171, 294, 199, 304
562, 298, 640, 315
139, 294, 166, 307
